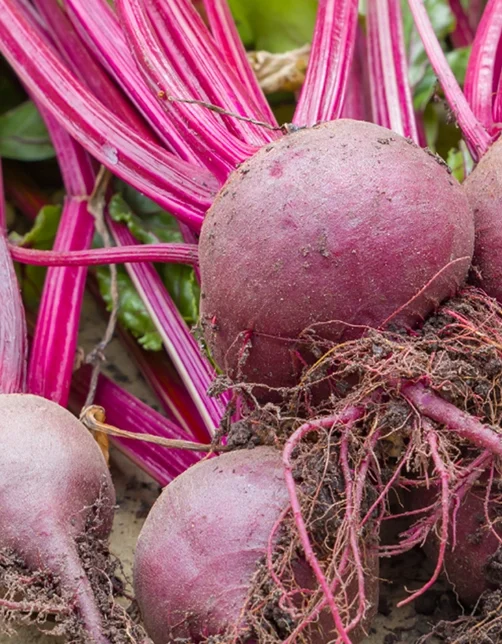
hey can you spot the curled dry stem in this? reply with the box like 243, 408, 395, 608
80, 405, 226, 453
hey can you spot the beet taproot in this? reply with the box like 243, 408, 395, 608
199, 119, 474, 389
0, 394, 115, 643
133, 446, 379, 643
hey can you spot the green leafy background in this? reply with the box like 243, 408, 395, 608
95, 191, 200, 351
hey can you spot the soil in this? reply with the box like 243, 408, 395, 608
0, 294, 479, 644
0, 537, 452, 643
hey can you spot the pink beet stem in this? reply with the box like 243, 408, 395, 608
0, 0, 214, 227
33, 0, 155, 143
340, 27, 371, 121
0, 158, 5, 229
368, 0, 419, 142
0, 158, 27, 394
448, 0, 475, 46
116, 0, 255, 179
109, 222, 226, 436
38, 0, 204, 267
151, 0, 278, 145
407, 0, 493, 160
201, 0, 278, 129
367, 2, 389, 127
25, 104, 96, 405
10, 242, 199, 268
294, 0, 359, 126
464, 0, 502, 133
64, 0, 200, 163
388, 0, 419, 142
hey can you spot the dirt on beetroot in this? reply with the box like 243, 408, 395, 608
5, 287, 502, 643
0, 504, 148, 644
204, 285, 502, 642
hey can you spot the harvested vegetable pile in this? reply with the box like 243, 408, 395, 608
1, 0, 502, 642
180, 286, 502, 642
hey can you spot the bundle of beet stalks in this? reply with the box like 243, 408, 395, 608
1, 0, 502, 642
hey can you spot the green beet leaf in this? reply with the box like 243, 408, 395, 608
228, 0, 317, 52
96, 266, 163, 351
0, 101, 55, 161
10, 204, 62, 309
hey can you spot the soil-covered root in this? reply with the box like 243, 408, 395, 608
427, 589, 502, 643
0, 394, 151, 644
134, 439, 381, 644
238, 421, 381, 644
0, 513, 150, 643
134, 286, 502, 642
216, 286, 502, 617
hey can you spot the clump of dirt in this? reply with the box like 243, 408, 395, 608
431, 589, 502, 643
0, 505, 149, 643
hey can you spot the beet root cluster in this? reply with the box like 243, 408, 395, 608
134, 122, 502, 643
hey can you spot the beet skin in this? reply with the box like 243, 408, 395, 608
0, 394, 115, 643
414, 484, 502, 606
134, 446, 379, 643
199, 119, 474, 389
464, 139, 502, 301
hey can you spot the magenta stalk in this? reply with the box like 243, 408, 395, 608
0, 158, 27, 393
10, 242, 199, 268
294, 0, 359, 126
0, 0, 215, 227
407, 0, 493, 160
201, 0, 278, 128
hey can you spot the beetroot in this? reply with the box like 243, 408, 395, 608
436, 489, 502, 605
0, 393, 115, 642
134, 446, 379, 643
413, 483, 502, 606
463, 140, 502, 301
199, 119, 474, 389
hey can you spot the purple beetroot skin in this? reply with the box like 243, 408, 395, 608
199, 119, 474, 389
463, 139, 502, 301
414, 484, 502, 606
0, 394, 115, 643
133, 446, 379, 643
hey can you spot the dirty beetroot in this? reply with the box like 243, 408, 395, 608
199, 119, 474, 391
133, 120, 502, 642
410, 482, 502, 607
0, 394, 145, 643
464, 139, 502, 301
134, 446, 379, 644
2, 0, 502, 638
